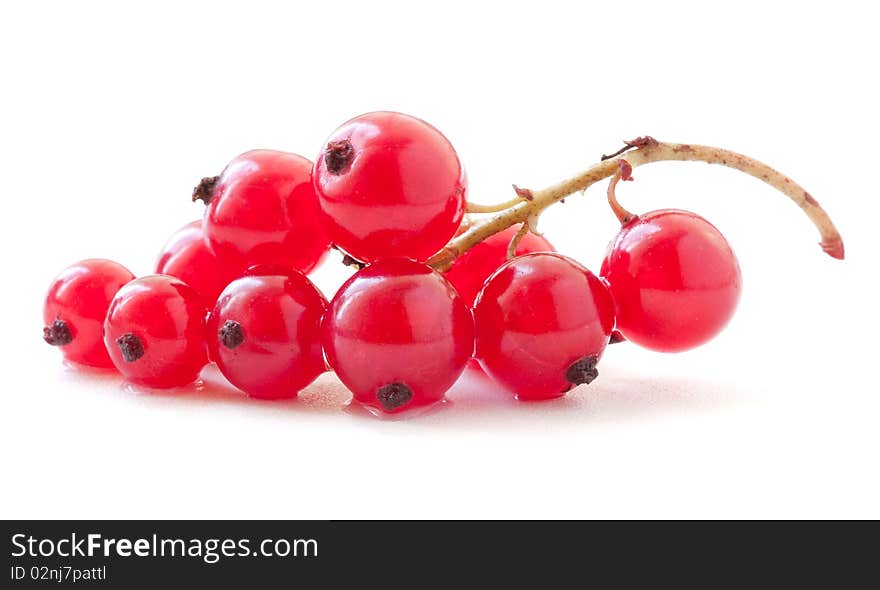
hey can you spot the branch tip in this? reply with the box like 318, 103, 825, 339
820, 239, 845, 260
512, 184, 534, 201
601, 136, 659, 161
617, 159, 634, 181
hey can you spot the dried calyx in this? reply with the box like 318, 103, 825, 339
376, 382, 413, 411
565, 355, 599, 387
192, 176, 219, 205
325, 139, 355, 175
115, 333, 145, 362
219, 320, 245, 349
43, 319, 73, 346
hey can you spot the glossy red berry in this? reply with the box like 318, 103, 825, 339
474, 253, 615, 400
208, 273, 327, 400
198, 150, 331, 274
313, 112, 466, 263
600, 209, 742, 352
104, 275, 209, 388
443, 224, 554, 307
322, 258, 474, 413
43, 259, 135, 368
155, 220, 243, 307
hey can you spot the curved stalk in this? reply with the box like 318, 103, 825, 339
466, 196, 524, 214
428, 140, 844, 271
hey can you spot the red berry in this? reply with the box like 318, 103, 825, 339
600, 209, 742, 352
322, 258, 474, 413
313, 112, 466, 263
43, 259, 135, 368
474, 253, 615, 400
200, 150, 331, 274
155, 220, 243, 307
443, 224, 554, 307
104, 275, 209, 388
208, 273, 327, 400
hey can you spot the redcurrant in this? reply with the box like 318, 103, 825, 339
313, 112, 466, 263
104, 275, 209, 388
208, 273, 327, 400
443, 224, 554, 307
197, 150, 331, 274
43, 259, 135, 368
600, 209, 742, 352
155, 220, 243, 307
322, 258, 474, 413
474, 253, 615, 400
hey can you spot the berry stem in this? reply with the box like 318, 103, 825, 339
466, 195, 525, 214
427, 140, 845, 271
607, 159, 637, 225
506, 223, 530, 259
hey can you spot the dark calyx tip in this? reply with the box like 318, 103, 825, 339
115, 333, 145, 362
376, 382, 414, 411
43, 319, 73, 346
609, 330, 626, 345
324, 139, 354, 175
219, 320, 245, 349
566, 355, 599, 386
192, 175, 219, 204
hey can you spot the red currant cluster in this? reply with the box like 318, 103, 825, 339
43, 111, 844, 415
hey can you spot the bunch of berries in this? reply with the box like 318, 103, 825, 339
43, 111, 843, 414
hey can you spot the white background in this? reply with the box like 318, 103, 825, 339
1, 1, 877, 519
